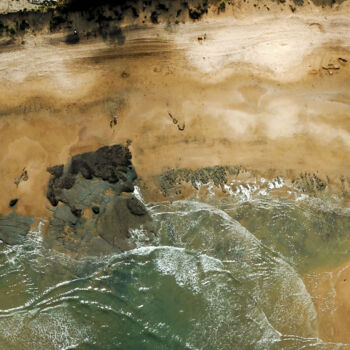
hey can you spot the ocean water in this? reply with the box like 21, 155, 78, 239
0, 187, 350, 349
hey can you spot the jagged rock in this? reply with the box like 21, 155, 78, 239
160, 166, 230, 196
47, 164, 64, 178
44, 144, 155, 256
70, 144, 131, 177
46, 144, 133, 207
127, 197, 147, 216
0, 213, 34, 245
45, 192, 154, 256
119, 181, 135, 193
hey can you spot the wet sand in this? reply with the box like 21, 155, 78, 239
304, 261, 350, 344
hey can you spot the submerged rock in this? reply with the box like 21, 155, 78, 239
0, 212, 34, 245
97, 196, 154, 251
126, 197, 147, 216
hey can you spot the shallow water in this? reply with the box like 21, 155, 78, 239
0, 190, 350, 349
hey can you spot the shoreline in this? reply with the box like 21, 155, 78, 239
0, 1, 350, 343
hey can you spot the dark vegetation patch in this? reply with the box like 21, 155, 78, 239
0, 0, 347, 42
65, 32, 80, 43
99, 26, 125, 44
50, 13, 66, 31
0, 9, 51, 37
218, 1, 226, 12
131, 6, 139, 17
150, 11, 159, 23
157, 3, 169, 11
19, 20, 30, 31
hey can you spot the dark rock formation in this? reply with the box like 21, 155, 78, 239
65, 32, 80, 44
0, 213, 34, 245
9, 198, 18, 207
44, 144, 155, 257
188, 8, 202, 20
47, 164, 64, 178
46, 144, 134, 207
92, 206, 100, 214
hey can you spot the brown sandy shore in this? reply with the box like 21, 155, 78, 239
304, 261, 350, 344
1, 0, 350, 344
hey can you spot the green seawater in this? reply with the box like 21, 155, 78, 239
1, 192, 350, 349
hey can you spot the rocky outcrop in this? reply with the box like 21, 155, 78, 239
0, 144, 155, 255
46, 144, 134, 207
44, 144, 155, 257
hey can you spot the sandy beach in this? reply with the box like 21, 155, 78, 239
1, 5, 350, 217
1, 0, 350, 343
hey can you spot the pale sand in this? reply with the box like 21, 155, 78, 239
0, 0, 41, 14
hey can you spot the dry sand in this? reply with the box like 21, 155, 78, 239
1, 8, 350, 218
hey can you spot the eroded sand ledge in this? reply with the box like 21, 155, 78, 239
1, 0, 350, 343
